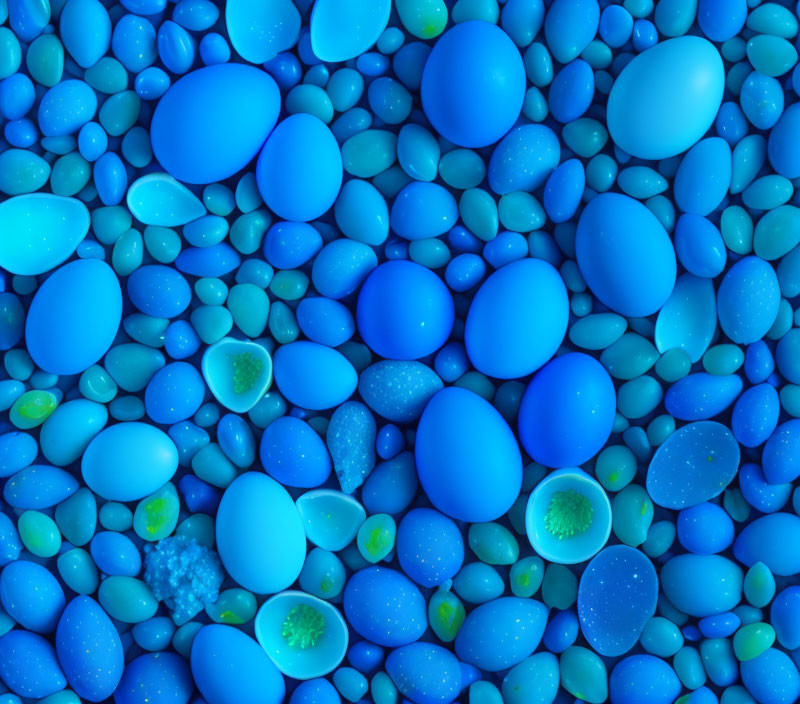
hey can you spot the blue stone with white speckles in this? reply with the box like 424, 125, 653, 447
55, 596, 124, 702
358, 361, 444, 423
327, 401, 376, 494
0, 630, 67, 699
578, 546, 658, 657
385, 643, 462, 704
115, 652, 194, 704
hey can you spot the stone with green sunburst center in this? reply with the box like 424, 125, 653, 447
231, 352, 264, 394
282, 604, 326, 649
544, 489, 594, 540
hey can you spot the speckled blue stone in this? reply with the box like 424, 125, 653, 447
358, 361, 444, 423
327, 401, 376, 494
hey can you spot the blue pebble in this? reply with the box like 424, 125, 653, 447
740, 649, 800, 704
115, 652, 194, 704
263, 221, 323, 270
548, 59, 594, 123
488, 124, 560, 195
0, 560, 65, 634
90, 531, 142, 577
289, 678, 342, 704
0, 630, 66, 699
772, 587, 800, 650
698, 612, 741, 639
343, 567, 427, 648
661, 555, 742, 617
362, 451, 418, 516
175, 243, 242, 278
127, 265, 191, 318
327, 401, 376, 494
769, 102, 800, 179
673, 137, 731, 216
677, 502, 734, 555
0, 431, 37, 477
296, 297, 355, 348
311, 239, 377, 300
358, 361, 443, 423
674, 214, 727, 279
56, 596, 123, 701
390, 182, 458, 241
273, 341, 357, 411
38, 80, 97, 137
734, 513, 800, 577
544, 159, 585, 224
665, 373, 743, 421
260, 416, 332, 488
396, 508, 464, 588
543, 609, 579, 654
732, 383, 779, 448
762, 419, 800, 484
145, 362, 205, 425
578, 546, 659, 657
385, 643, 461, 704
610, 655, 681, 704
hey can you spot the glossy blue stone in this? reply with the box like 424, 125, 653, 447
259, 416, 332, 488
396, 508, 463, 587
127, 265, 191, 318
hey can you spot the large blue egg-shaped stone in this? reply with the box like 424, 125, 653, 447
343, 566, 427, 647
26, 259, 121, 375
273, 341, 357, 411
734, 513, 800, 577
216, 472, 306, 594
115, 652, 193, 704
647, 421, 740, 509
385, 643, 462, 704
717, 256, 780, 344
607, 36, 724, 159
518, 353, 616, 468
578, 546, 658, 657
466, 258, 568, 379
257, 113, 342, 222
661, 554, 743, 617
421, 21, 525, 148
0, 630, 66, 699
416, 387, 522, 522
259, 415, 332, 489
357, 260, 454, 361
576, 193, 676, 317
151, 64, 280, 184
81, 422, 178, 502
0, 559, 65, 634
56, 596, 123, 702
191, 625, 284, 704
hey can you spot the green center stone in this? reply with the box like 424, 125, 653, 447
282, 604, 326, 649
231, 352, 263, 394
544, 489, 594, 540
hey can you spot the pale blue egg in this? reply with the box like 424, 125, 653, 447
465, 258, 568, 379
607, 36, 724, 159
296, 297, 355, 348
310, 0, 391, 62
226, 0, 300, 64
81, 422, 178, 501
191, 625, 284, 704
273, 341, 357, 411
673, 137, 731, 216
416, 387, 522, 522
60, 0, 111, 69
25, 259, 122, 375
55, 596, 123, 702
40, 400, 107, 467
3, 465, 78, 509
544, 0, 600, 64
151, 64, 280, 184
389, 182, 457, 240
735, 513, 800, 577
256, 113, 342, 222
674, 214, 726, 278
216, 472, 306, 594
576, 193, 676, 317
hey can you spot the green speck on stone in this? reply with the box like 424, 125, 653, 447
232, 352, 263, 393
143, 497, 169, 535
10, 390, 58, 429
365, 527, 390, 556
545, 489, 594, 540
282, 604, 326, 649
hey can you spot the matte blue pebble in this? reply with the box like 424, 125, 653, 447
698, 0, 746, 41
178, 474, 220, 514
362, 451, 418, 516
256, 113, 342, 222
56, 596, 123, 702
297, 298, 355, 348
115, 652, 193, 704
732, 383, 779, 448
544, 0, 599, 64
343, 567, 427, 648
94, 152, 127, 206
0, 431, 37, 477
175, 243, 241, 278
90, 531, 142, 577
762, 419, 800, 484
455, 597, 548, 672
607, 36, 724, 159
734, 513, 800, 577
745, 340, 774, 384
127, 265, 191, 319
0, 513, 22, 565
677, 502, 734, 555
740, 649, 800, 704
358, 361, 443, 423
543, 609, 579, 654
699, 612, 741, 640
273, 341, 357, 411
577, 193, 676, 317
260, 416, 332, 488
548, 59, 594, 123
421, 21, 525, 148
3, 465, 78, 509
772, 587, 800, 650
357, 261, 454, 360
385, 643, 461, 704
417, 387, 521, 522
60, 0, 111, 69
674, 214, 726, 278
488, 124, 560, 195
739, 463, 792, 514
544, 159, 585, 224
347, 641, 383, 674
0, 630, 66, 699
518, 352, 615, 468
145, 362, 205, 424
0, 560, 65, 633
665, 373, 743, 421
661, 555, 743, 617
769, 103, 800, 179
390, 182, 458, 241
610, 655, 681, 704
396, 508, 464, 588
740, 72, 784, 131
647, 421, 740, 509
191, 625, 284, 704
465, 258, 567, 380
673, 138, 731, 217
164, 321, 200, 360
578, 546, 659, 656
38, 81, 97, 137
26, 259, 122, 375
112, 14, 157, 72
152, 64, 280, 184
